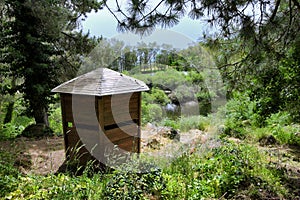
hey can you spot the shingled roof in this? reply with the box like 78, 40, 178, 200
51, 68, 149, 96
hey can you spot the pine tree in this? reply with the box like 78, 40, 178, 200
0, 0, 102, 130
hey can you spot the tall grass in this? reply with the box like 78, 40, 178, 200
162, 115, 211, 132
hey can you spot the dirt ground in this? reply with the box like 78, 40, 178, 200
0, 127, 207, 175
0, 136, 65, 175
0, 129, 299, 179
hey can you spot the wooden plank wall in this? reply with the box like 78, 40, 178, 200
60, 93, 97, 165
101, 92, 141, 153
60, 92, 141, 166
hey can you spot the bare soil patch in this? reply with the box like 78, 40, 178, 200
0, 136, 65, 175
0, 127, 207, 175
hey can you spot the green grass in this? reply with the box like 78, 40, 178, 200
161, 142, 288, 199
1, 140, 296, 199
0, 87, 299, 199
161, 115, 211, 132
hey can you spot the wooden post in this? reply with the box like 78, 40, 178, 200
60, 94, 69, 159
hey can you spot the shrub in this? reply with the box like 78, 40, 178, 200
161, 116, 210, 132
162, 118, 180, 130
185, 70, 204, 84
142, 92, 155, 104
178, 115, 210, 132
142, 103, 163, 124
163, 142, 287, 199
4, 173, 105, 199
174, 85, 197, 103
0, 151, 20, 197
224, 92, 262, 139
266, 111, 292, 127
49, 104, 63, 136
104, 166, 165, 199
148, 104, 163, 122
150, 87, 170, 105
0, 123, 25, 139
134, 69, 187, 90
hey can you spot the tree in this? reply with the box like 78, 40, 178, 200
0, 0, 102, 128
123, 49, 138, 71
103, 0, 299, 120
103, 0, 299, 75
80, 38, 125, 74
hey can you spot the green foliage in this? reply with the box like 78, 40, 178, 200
265, 114, 300, 146
162, 142, 287, 199
141, 92, 155, 105
48, 104, 63, 136
4, 173, 105, 199
185, 70, 204, 84
266, 112, 292, 127
138, 67, 211, 125
278, 43, 300, 121
179, 115, 210, 132
161, 118, 180, 130
0, 151, 20, 197
143, 103, 163, 123
0, 122, 25, 140
161, 116, 210, 132
150, 87, 170, 105
136, 69, 187, 90
174, 85, 197, 102
1, 0, 99, 127
104, 167, 165, 199
0, 115, 34, 140
0, 139, 297, 199
225, 111, 300, 147
0, 95, 35, 139
224, 92, 263, 139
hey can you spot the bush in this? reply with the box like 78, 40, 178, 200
267, 123, 300, 146
161, 116, 210, 132
49, 104, 63, 136
142, 92, 155, 104
0, 151, 20, 197
134, 69, 187, 90
4, 173, 106, 199
178, 115, 209, 132
0, 97, 34, 139
142, 103, 163, 124
174, 85, 197, 102
104, 166, 165, 199
185, 70, 204, 84
150, 87, 170, 105
0, 123, 25, 139
148, 104, 163, 122
163, 142, 287, 199
266, 111, 292, 127
162, 118, 180, 130
224, 92, 262, 139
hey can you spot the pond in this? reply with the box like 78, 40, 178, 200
164, 100, 211, 119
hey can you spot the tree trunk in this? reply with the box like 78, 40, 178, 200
33, 106, 49, 127
22, 107, 53, 137
3, 77, 16, 124
3, 101, 14, 124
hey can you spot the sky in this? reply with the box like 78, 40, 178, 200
81, 7, 212, 49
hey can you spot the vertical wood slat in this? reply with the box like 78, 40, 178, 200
60, 94, 69, 159
98, 97, 105, 157
137, 92, 141, 153
60, 92, 142, 166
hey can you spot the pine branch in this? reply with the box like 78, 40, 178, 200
291, 0, 300, 11
269, 0, 281, 22
61, 31, 77, 40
